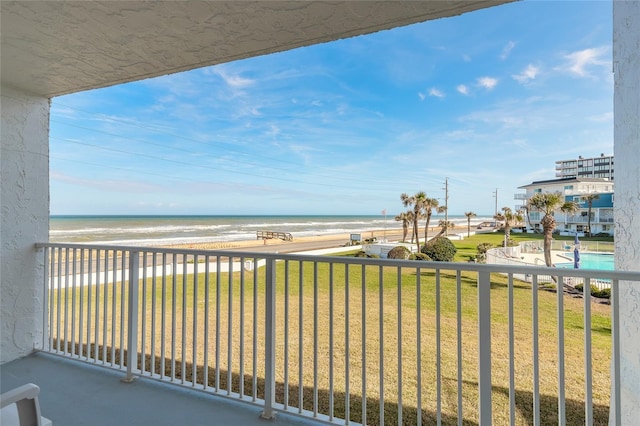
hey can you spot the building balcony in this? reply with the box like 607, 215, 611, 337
2, 243, 637, 426
513, 193, 528, 200
565, 216, 614, 224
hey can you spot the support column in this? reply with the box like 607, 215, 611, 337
613, 0, 640, 422
0, 86, 50, 363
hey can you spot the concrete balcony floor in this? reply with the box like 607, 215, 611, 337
1, 352, 313, 426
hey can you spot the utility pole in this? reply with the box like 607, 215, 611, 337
443, 177, 449, 236
493, 188, 498, 216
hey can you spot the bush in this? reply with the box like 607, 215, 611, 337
409, 252, 431, 261
476, 242, 493, 254
505, 238, 519, 247
574, 283, 611, 299
355, 251, 379, 258
387, 246, 411, 260
421, 237, 457, 262
475, 242, 493, 263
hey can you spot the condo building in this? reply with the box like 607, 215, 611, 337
555, 153, 614, 180
515, 177, 614, 236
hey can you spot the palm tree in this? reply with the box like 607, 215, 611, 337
406, 210, 416, 244
527, 192, 579, 267
394, 211, 412, 242
422, 197, 440, 243
401, 191, 427, 251
493, 207, 524, 246
464, 211, 476, 237
430, 219, 455, 239
521, 204, 539, 233
582, 193, 600, 237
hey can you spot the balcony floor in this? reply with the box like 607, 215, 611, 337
1, 352, 314, 426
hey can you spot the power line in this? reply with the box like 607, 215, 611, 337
51, 102, 374, 180
50, 102, 465, 193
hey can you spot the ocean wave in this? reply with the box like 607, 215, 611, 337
49, 215, 496, 244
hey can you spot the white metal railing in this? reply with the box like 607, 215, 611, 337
520, 240, 615, 255
36, 243, 640, 425
486, 246, 612, 291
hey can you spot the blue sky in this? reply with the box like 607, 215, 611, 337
50, 0, 613, 217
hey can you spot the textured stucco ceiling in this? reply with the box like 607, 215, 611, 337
1, 1, 512, 98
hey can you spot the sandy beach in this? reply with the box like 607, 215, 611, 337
163, 225, 470, 253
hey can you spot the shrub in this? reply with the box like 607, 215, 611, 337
476, 242, 493, 254
574, 283, 610, 299
387, 246, 411, 260
475, 242, 493, 263
506, 238, 519, 247
421, 237, 457, 262
409, 252, 431, 261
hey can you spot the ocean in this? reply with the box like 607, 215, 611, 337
50, 215, 494, 246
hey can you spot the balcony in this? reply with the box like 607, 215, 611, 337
565, 216, 614, 224
7, 243, 640, 425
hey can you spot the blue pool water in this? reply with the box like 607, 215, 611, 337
557, 252, 614, 271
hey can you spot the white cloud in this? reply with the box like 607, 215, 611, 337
462, 54, 472, 62
212, 67, 255, 88
418, 92, 426, 101
51, 171, 161, 193
456, 84, 469, 95
588, 112, 613, 122
512, 64, 540, 84
508, 139, 530, 149
265, 124, 281, 138
558, 46, 609, 77
477, 77, 498, 90
500, 41, 516, 60
429, 88, 445, 98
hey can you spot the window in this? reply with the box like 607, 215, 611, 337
564, 185, 574, 190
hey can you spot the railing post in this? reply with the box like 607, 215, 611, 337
261, 257, 277, 419
123, 250, 139, 383
478, 271, 492, 425
610, 279, 621, 426
39, 246, 50, 352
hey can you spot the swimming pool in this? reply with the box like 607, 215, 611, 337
557, 252, 614, 271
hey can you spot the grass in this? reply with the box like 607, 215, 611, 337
49, 237, 614, 425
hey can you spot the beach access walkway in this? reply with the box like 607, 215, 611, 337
257, 231, 293, 241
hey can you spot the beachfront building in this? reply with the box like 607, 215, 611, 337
555, 153, 615, 180
2, 1, 640, 425
516, 177, 615, 236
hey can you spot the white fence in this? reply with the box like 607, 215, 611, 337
37, 243, 640, 425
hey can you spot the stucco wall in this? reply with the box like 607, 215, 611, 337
613, 0, 640, 422
0, 86, 50, 363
